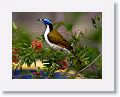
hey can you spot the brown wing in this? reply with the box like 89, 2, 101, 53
47, 30, 73, 50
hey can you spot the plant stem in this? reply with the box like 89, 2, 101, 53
73, 53, 102, 77
48, 64, 56, 78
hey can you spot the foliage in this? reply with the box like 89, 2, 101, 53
89, 15, 102, 44
12, 14, 102, 79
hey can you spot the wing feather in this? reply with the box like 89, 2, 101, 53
47, 30, 73, 50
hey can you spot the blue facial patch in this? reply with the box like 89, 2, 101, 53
43, 19, 52, 25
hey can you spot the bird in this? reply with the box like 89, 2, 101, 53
37, 18, 82, 64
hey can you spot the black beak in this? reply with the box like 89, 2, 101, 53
36, 19, 42, 21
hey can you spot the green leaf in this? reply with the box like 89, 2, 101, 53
64, 23, 73, 32
12, 22, 17, 31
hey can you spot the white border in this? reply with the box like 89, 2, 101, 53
0, 0, 114, 91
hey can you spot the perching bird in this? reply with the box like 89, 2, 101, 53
37, 18, 82, 64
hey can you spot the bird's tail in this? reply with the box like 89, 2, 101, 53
70, 49, 82, 65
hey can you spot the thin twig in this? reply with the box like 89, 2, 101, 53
74, 53, 102, 76
64, 32, 74, 36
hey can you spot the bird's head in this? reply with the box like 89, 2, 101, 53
37, 18, 52, 26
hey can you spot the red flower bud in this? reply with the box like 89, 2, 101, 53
58, 60, 68, 70
12, 47, 19, 64
31, 40, 42, 51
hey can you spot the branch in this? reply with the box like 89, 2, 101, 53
73, 53, 102, 76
